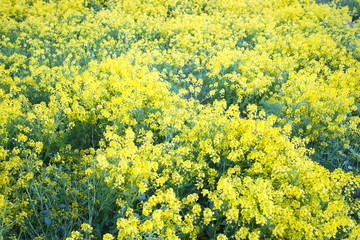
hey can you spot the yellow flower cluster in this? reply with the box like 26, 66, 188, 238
0, 0, 359, 239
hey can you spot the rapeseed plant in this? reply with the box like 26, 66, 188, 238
0, 0, 359, 239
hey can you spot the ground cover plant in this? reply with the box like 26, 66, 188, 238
0, 0, 360, 239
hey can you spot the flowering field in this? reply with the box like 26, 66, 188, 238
1, 0, 360, 239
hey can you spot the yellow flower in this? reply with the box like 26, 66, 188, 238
80, 223, 93, 233
236, 227, 249, 240
203, 208, 214, 225
0, 194, 5, 210
66, 231, 83, 240
217, 234, 228, 240
102, 233, 114, 240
